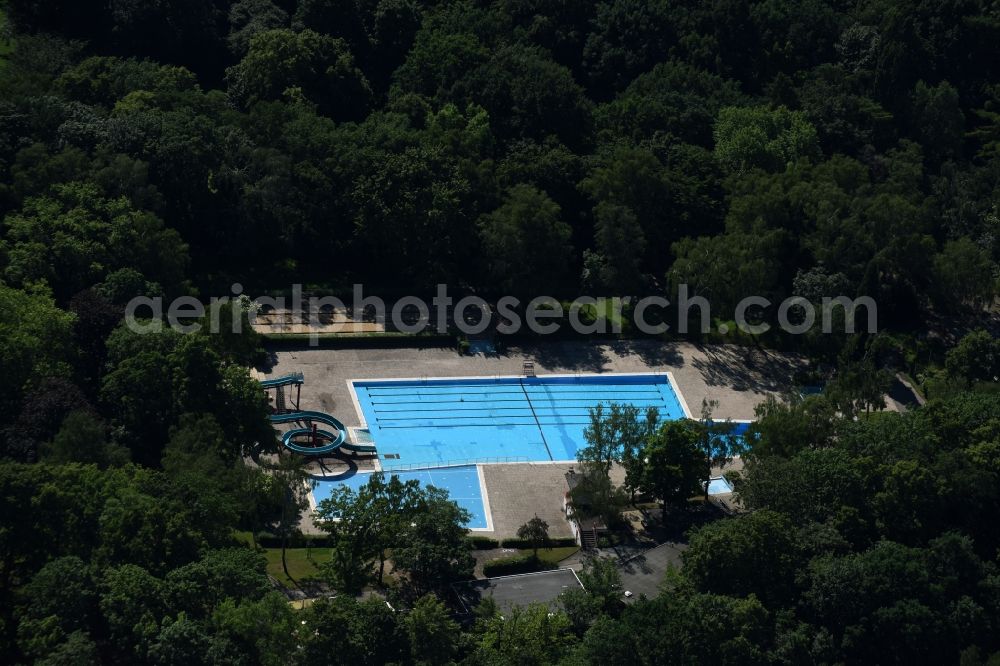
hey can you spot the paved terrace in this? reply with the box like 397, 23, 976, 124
261, 339, 804, 425
264, 340, 801, 538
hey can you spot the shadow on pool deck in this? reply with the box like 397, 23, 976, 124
691, 343, 803, 393
608, 339, 685, 368
520, 340, 611, 372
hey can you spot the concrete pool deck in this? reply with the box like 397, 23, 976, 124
261, 339, 803, 424
265, 339, 801, 537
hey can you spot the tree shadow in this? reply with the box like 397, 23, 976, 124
690, 344, 804, 393
607, 339, 685, 367
887, 375, 922, 409
618, 552, 655, 575
310, 455, 358, 481
517, 340, 611, 372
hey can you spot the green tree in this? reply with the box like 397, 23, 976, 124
582, 202, 646, 292
31, 630, 98, 666
264, 456, 312, 585
668, 226, 788, 315
55, 55, 198, 107
577, 556, 623, 614
596, 60, 747, 146
316, 472, 422, 591
737, 448, 871, 535
461, 43, 593, 147
211, 592, 298, 666
683, 510, 798, 607
825, 347, 894, 416
478, 184, 573, 294
147, 613, 213, 666
581, 145, 711, 271
227, 0, 288, 56
516, 515, 550, 558
575, 591, 770, 664
16, 556, 97, 661
475, 603, 577, 665
582, 0, 677, 93
298, 596, 407, 665
101, 326, 272, 464
802, 540, 961, 664
392, 487, 474, 597
745, 394, 838, 459
714, 105, 820, 173
0, 285, 75, 420
225, 28, 372, 121
639, 420, 705, 510
164, 548, 272, 620
404, 594, 460, 665
568, 462, 629, 528
910, 80, 965, 163
697, 399, 745, 495
945, 329, 1000, 387
99, 564, 167, 662
578, 403, 656, 480
1, 182, 189, 299
351, 142, 479, 287
95, 482, 205, 576
42, 410, 128, 468
932, 238, 997, 311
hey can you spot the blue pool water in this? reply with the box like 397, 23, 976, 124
706, 476, 734, 495
351, 374, 687, 466
312, 465, 488, 529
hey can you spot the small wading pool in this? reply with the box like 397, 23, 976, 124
312, 465, 490, 530
706, 476, 734, 495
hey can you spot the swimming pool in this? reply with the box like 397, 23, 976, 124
350, 373, 689, 467
706, 476, 734, 495
312, 465, 490, 529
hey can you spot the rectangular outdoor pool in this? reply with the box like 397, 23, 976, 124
350, 374, 689, 467
312, 465, 490, 529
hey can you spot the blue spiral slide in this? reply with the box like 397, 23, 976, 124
268, 411, 377, 456
260, 373, 376, 456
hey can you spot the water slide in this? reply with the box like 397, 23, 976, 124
260, 373, 375, 455
258, 372, 305, 389
268, 411, 377, 456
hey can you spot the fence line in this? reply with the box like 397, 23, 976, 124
380, 455, 531, 472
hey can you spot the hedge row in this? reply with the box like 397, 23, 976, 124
255, 532, 334, 549
482, 554, 556, 577
467, 536, 501, 550
500, 536, 578, 549
254, 533, 579, 551
467, 536, 579, 550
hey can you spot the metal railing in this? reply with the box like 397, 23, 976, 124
380, 455, 531, 472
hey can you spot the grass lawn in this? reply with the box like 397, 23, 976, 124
264, 547, 331, 588
577, 297, 627, 328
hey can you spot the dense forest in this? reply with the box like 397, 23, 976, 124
2, 0, 1000, 664
1, 0, 998, 307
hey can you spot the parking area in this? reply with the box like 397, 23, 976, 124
452, 568, 585, 612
